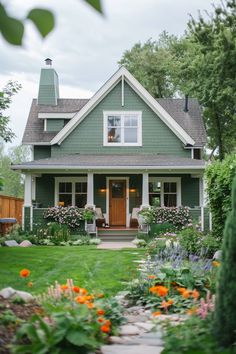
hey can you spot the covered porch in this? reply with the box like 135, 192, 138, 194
12, 154, 209, 231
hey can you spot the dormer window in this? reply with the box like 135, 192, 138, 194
103, 111, 142, 146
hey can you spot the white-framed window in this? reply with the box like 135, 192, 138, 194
55, 177, 87, 208
103, 111, 142, 146
149, 177, 181, 207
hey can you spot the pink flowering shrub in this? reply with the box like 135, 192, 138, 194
44, 206, 84, 229
139, 207, 191, 229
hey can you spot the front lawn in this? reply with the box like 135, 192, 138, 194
0, 246, 145, 295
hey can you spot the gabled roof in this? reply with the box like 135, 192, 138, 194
22, 99, 89, 144
12, 153, 205, 171
50, 67, 195, 146
22, 67, 206, 146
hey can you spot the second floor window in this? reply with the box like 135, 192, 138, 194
103, 111, 142, 146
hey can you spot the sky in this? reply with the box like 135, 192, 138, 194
1, 0, 216, 148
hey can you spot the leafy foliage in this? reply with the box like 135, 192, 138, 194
206, 153, 236, 240
0, 1, 103, 46
214, 176, 236, 348
119, 33, 179, 98
0, 144, 30, 198
0, 81, 21, 143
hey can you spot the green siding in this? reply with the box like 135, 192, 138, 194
52, 81, 190, 157
36, 175, 55, 207
94, 175, 106, 212
24, 207, 31, 231
38, 68, 59, 105
47, 119, 65, 132
181, 176, 199, 207
34, 146, 51, 160
32, 208, 47, 228
129, 175, 142, 212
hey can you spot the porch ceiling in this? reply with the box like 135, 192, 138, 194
12, 154, 205, 173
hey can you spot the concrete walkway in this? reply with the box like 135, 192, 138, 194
97, 242, 136, 250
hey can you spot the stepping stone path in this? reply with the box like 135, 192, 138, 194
101, 292, 186, 354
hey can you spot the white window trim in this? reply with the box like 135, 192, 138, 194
54, 177, 87, 206
149, 177, 181, 207
103, 111, 142, 147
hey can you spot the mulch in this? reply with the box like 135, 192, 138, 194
0, 296, 42, 354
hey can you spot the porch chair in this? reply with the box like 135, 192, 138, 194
95, 208, 106, 227
130, 208, 140, 228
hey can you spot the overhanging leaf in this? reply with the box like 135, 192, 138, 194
83, 0, 103, 13
0, 5, 24, 46
27, 8, 55, 38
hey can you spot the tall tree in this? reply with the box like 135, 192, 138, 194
119, 32, 179, 98
0, 81, 21, 143
173, 0, 236, 159
0, 144, 30, 198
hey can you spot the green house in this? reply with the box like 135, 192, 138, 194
12, 60, 209, 233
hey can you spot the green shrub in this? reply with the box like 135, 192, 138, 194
178, 227, 203, 255
206, 153, 236, 240
214, 176, 236, 348
150, 222, 175, 236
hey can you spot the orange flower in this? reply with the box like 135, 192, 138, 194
100, 325, 110, 333
97, 293, 104, 298
19, 269, 30, 278
212, 261, 220, 267
72, 286, 80, 293
167, 299, 174, 305
186, 307, 198, 315
148, 275, 156, 279
60, 284, 69, 291
150, 285, 168, 297
80, 288, 88, 295
97, 309, 105, 316
27, 281, 33, 287
86, 302, 94, 309
75, 296, 86, 304
98, 317, 105, 323
85, 295, 94, 302
192, 289, 200, 299
177, 287, 186, 294
152, 310, 162, 316
182, 290, 191, 299
104, 319, 111, 326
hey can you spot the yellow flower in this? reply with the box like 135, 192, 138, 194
212, 261, 220, 267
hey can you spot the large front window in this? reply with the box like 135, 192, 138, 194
55, 178, 87, 207
149, 178, 181, 207
103, 111, 142, 146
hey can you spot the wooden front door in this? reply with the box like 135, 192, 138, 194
109, 180, 126, 226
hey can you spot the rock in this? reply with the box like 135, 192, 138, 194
126, 314, 148, 323
12, 290, 34, 302
19, 240, 33, 247
109, 336, 126, 344
133, 322, 154, 331
125, 306, 143, 314
0, 287, 16, 299
101, 344, 163, 354
120, 325, 141, 336
213, 250, 222, 260
4, 240, 19, 247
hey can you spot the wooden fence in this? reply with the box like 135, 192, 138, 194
0, 195, 23, 224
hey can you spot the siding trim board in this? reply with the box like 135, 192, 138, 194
51, 67, 195, 146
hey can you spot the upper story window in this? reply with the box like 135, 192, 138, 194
103, 111, 142, 146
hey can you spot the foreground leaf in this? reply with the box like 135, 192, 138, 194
0, 4, 24, 45
83, 0, 103, 13
27, 8, 55, 38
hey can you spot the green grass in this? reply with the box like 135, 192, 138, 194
0, 246, 145, 296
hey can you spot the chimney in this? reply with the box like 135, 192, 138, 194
183, 94, 189, 112
37, 58, 59, 105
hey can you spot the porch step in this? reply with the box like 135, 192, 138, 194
97, 228, 138, 241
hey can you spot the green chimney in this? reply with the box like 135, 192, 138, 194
37, 59, 59, 105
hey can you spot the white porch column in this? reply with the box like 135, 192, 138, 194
87, 172, 94, 206
199, 176, 204, 231
141, 172, 149, 207
24, 174, 32, 206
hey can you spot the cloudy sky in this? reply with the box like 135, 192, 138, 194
1, 0, 216, 148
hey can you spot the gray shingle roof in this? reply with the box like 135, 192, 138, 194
12, 154, 205, 170
22, 99, 89, 143
22, 97, 206, 146
156, 98, 207, 146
